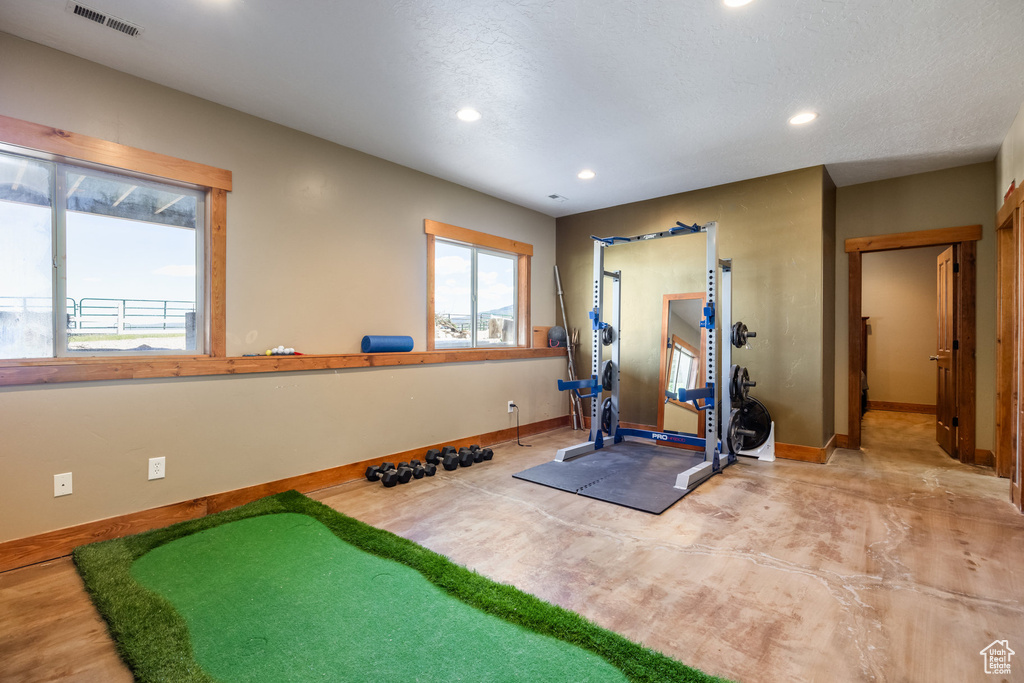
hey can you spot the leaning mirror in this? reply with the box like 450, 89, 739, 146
657, 294, 706, 436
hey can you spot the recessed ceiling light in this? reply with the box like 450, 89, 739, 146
456, 108, 481, 122
789, 112, 818, 125
723, 0, 753, 6
577, 169, 596, 180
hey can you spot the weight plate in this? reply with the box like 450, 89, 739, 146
730, 364, 754, 404
601, 360, 614, 391
731, 322, 746, 348
727, 408, 744, 454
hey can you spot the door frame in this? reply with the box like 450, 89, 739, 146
845, 225, 981, 461
995, 208, 1017, 480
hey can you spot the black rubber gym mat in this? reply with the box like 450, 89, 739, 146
512, 441, 708, 514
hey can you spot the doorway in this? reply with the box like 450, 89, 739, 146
846, 225, 981, 463
860, 246, 947, 442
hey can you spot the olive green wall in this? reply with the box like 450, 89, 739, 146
834, 162, 996, 450
0, 34, 565, 543
555, 166, 833, 448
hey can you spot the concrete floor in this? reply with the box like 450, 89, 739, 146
314, 411, 1024, 682
1, 410, 1022, 682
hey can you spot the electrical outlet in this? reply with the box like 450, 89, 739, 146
508, 400, 515, 413
148, 457, 165, 480
54, 472, 72, 497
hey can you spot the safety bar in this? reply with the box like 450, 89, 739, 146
669, 382, 716, 411
558, 377, 601, 398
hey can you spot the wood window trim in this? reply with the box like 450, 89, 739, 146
425, 219, 532, 351
0, 114, 229, 375
0, 114, 232, 191
0, 119, 559, 387
844, 224, 980, 461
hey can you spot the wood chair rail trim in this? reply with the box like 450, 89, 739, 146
0, 347, 565, 387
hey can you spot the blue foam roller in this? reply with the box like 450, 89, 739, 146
361, 335, 414, 353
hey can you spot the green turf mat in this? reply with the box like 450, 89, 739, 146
74, 490, 729, 683
132, 512, 626, 682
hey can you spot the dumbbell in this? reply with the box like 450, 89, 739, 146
380, 466, 413, 487
457, 448, 475, 467
366, 462, 413, 487
365, 462, 396, 481
425, 447, 459, 471
464, 445, 493, 463
394, 459, 439, 481
409, 461, 437, 479
468, 446, 491, 462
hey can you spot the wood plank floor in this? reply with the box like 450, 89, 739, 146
1, 410, 1022, 682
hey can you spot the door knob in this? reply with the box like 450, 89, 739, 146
929, 355, 939, 361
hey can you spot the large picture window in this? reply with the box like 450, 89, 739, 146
425, 220, 531, 351
0, 149, 205, 359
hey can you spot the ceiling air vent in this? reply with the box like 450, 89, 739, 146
66, 2, 144, 38
548, 194, 569, 202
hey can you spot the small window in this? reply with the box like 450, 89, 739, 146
425, 220, 531, 351
0, 149, 205, 359
433, 239, 517, 348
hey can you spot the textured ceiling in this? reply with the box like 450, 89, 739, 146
1, 0, 1023, 217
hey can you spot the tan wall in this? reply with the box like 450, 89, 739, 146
0, 34, 564, 542
862, 247, 946, 405
556, 166, 831, 448
996, 102, 1024, 208
834, 162, 997, 449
